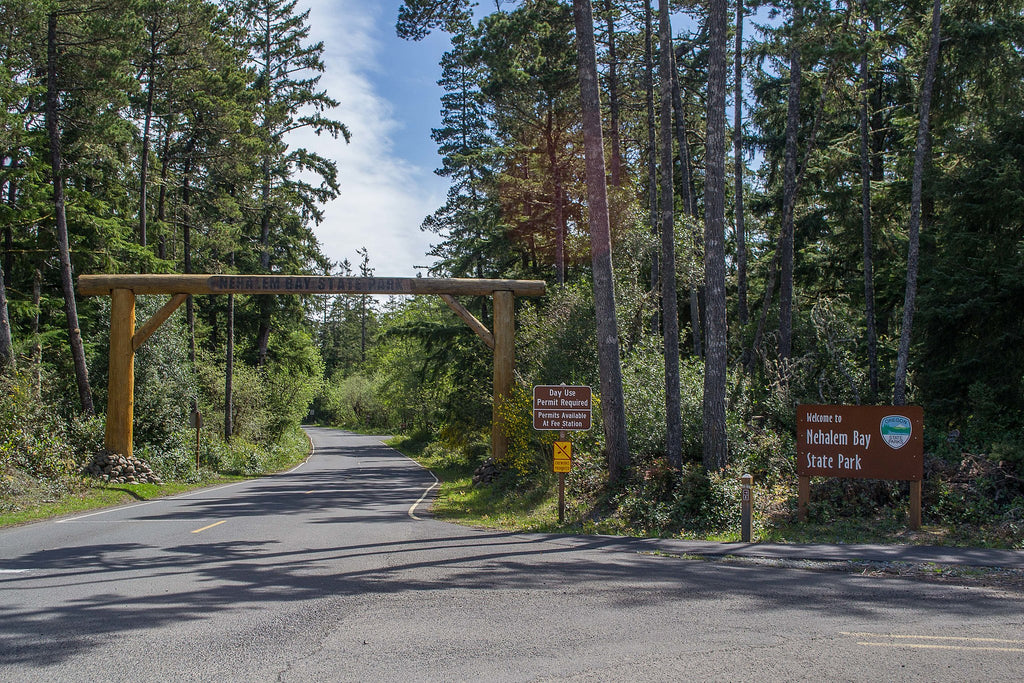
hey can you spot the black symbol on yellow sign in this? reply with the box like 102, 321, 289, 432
553, 441, 571, 473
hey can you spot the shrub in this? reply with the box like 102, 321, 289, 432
496, 382, 556, 478
0, 371, 103, 479
320, 371, 387, 429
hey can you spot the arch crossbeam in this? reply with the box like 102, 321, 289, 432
79, 274, 545, 297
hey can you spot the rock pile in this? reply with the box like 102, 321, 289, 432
83, 451, 161, 484
471, 458, 500, 486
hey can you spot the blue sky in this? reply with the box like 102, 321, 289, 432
291, 2, 754, 278
292, 0, 453, 277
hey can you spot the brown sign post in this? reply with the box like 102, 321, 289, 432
797, 404, 924, 529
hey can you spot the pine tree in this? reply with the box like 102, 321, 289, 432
778, 0, 803, 362
703, 0, 729, 470
475, 0, 581, 284
572, 0, 630, 483
422, 31, 508, 288
41, 0, 139, 414
228, 0, 349, 365
894, 0, 941, 406
657, 0, 682, 468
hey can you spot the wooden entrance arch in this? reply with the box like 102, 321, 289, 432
78, 274, 545, 464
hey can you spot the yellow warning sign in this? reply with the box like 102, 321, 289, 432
553, 441, 571, 473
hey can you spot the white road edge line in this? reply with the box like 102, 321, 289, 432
408, 480, 439, 521
371, 437, 440, 521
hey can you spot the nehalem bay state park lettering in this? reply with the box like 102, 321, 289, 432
796, 404, 923, 481
209, 276, 414, 294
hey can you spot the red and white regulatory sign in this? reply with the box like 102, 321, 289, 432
533, 385, 592, 431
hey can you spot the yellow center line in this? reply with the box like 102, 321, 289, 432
303, 490, 317, 494
857, 642, 1024, 653
841, 632, 1024, 645
191, 520, 226, 534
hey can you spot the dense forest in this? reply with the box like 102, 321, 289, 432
2, 0, 1022, 542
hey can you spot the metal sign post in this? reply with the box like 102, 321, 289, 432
740, 473, 753, 542
191, 405, 202, 471
554, 434, 571, 523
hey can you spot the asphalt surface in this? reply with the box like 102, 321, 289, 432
1, 427, 1022, 681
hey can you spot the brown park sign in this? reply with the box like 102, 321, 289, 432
533, 385, 592, 431
797, 404, 924, 481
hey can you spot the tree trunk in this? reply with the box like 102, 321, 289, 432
734, 0, 749, 335
257, 160, 273, 366
870, 13, 885, 183
4, 167, 14, 283
644, 0, 659, 334
0, 257, 13, 371
670, 50, 695, 218
703, 0, 729, 471
139, 59, 155, 250
46, 11, 94, 415
225, 293, 234, 439
572, 0, 631, 483
670, 49, 702, 359
32, 267, 42, 398
182, 152, 197, 363
858, 0, 879, 400
547, 111, 566, 284
0, 173, 13, 368
748, 245, 779, 372
604, 0, 623, 186
778, 2, 803, 361
658, 0, 682, 468
894, 0, 941, 405
156, 123, 170, 260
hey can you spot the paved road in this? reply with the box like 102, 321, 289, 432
1, 428, 1022, 681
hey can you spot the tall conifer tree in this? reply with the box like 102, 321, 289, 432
228, 0, 348, 364
572, 0, 630, 482
704, 0, 729, 470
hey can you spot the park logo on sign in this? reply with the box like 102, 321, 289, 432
880, 415, 913, 449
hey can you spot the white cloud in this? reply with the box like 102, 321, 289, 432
289, 0, 448, 276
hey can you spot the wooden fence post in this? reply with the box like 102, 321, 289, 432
798, 475, 810, 522
910, 480, 922, 530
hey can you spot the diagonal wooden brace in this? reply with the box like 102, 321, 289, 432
439, 294, 494, 350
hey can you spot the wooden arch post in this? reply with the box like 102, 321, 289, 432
492, 290, 515, 466
106, 288, 135, 457
80, 274, 545, 462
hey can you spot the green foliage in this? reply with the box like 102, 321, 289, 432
262, 328, 324, 435
125, 297, 199, 451
193, 329, 321, 449
319, 372, 387, 429
517, 283, 600, 388
202, 429, 300, 476
597, 456, 741, 537
4, 0, 1024, 546
619, 340, 705, 462
0, 372, 104, 479
495, 382, 556, 478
